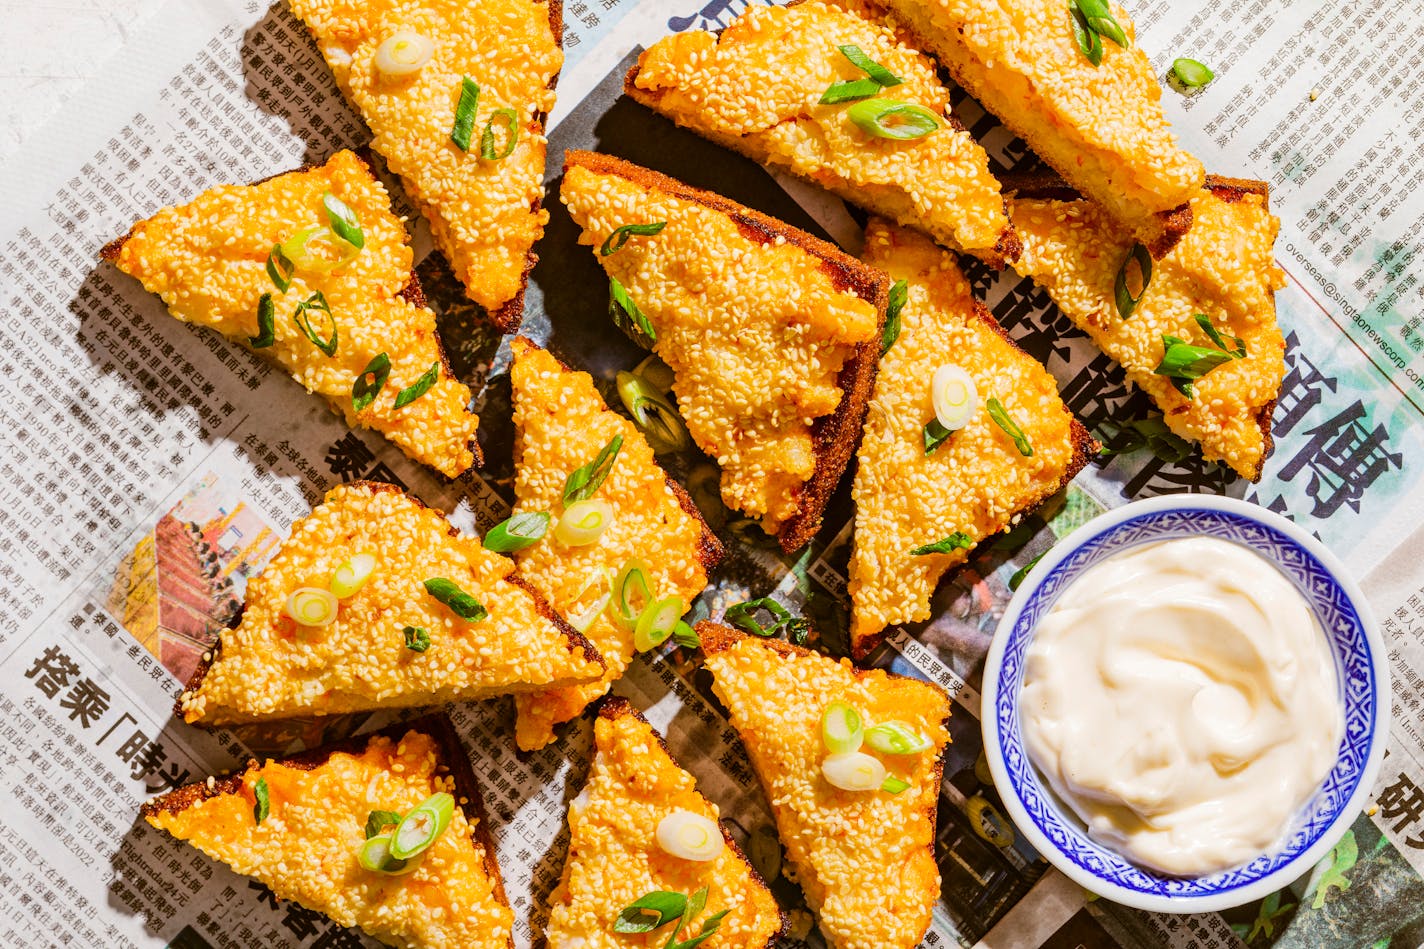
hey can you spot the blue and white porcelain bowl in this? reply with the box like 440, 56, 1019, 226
981, 494, 1388, 913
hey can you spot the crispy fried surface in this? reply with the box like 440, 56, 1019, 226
849, 220, 1093, 656
627, 0, 1018, 266
144, 719, 512, 949
107, 149, 478, 476
507, 339, 721, 750
542, 697, 785, 948
1008, 176, 1286, 479
559, 150, 886, 550
179, 481, 603, 724
698, 623, 950, 949
289, 0, 563, 327
879, 0, 1203, 254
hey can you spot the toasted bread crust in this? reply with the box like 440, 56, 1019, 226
562, 150, 887, 553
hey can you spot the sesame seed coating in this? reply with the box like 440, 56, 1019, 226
111, 150, 477, 477
145, 729, 511, 949
1009, 184, 1286, 479
849, 221, 1085, 652
629, 0, 1016, 265
289, 0, 562, 320
181, 481, 604, 725
507, 340, 716, 751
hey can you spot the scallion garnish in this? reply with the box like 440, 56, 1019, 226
389, 792, 454, 860
480, 107, 519, 160
1113, 242, 1152, 319
293, 291, 338, 357
864, 721, 933, 755
609, 276, 657, 348
601, 221, 667, 256
393, 361, 440, 409
847, 99, 940, 140
821, 701, 865, 755
617, 370, 690, 453
357, 834, 413, 875
613, 887, 728, 949
881, 279, 908, 354
250, 292, 276, 348
634, 595, 685, 652
285, 586, 338, 626
1009, 551, 1047, 592
1153, 313, 1246, 398
266, 243, 294, 292
1069, 5, 1103, 66
672, 620, 700, 649
923, 418, 953, 455
1075, 0, 1128, 48
837, 44, 904, 87
822, 751, 888, 792
329, 552, 377, 599
724, 597, 794, 638
931, 364, 978, 431
614, 559, 654, 630
253, 777, 270, 824
450, 77, 480, 151
881, 776, 911, 794
910, 532, 973, 557
820, 77, 884, 104
655, 810, 725, 862
1172, 57, 1215, 88
563, 434, 623, 505
424, 577, 487, 622
352, 352, 391, 412
322, 191, 365, 250
483, 511, 550, 553
365, 809, 402, 840
403, 626, 431, 652
555, 498, 614, 547
986, 398, 1034, 456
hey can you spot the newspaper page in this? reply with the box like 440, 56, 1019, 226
0, 0, 1421, 947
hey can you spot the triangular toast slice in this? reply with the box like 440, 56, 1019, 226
288, 0, 563, 330
142, 714, 514, 949
544, 697, 786, 947
559, 150, 887, 552
848, 219, 1093, 658
698, 622, 950, 949
877, 0, 1203, 256
626, 0, 1019, 267
178, 481, 603, 725
103, 149, 479, 476
508, 339, 722, 750
1007, 173, 1286, 480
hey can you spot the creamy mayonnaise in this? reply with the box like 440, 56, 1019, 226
1019, 537, 1343, 876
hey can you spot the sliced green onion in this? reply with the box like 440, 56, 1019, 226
570, 591, 612, 633
1194, 311, 1247, 357
281, 225, 361, 273
322, 191, 365, 250
484, 511, 550, 553
357, 834, 415, 874
450, 77, 480, 151
847, 99, 940, 139
924, 418, 953, 455
724, 597, 792, 637
1114, 243, 1152, 319
822, 751, 887, 792
837, 44, 903, 87
881, 279, 908, 354
393, 361, 440, 409
613, 559, 654, 630
253, 777, 270, 824
1172, 57, 1214, 88
285, 586, 338, 627
864, 721, 933, 755
910, 532, 973, 557
634, 354, 676, 393
352, 352, 391, 412
820, 701, 865, 754
609, 276, 657, 348
634, 595, 684, 652
480, 107, 519, 160
656, 810, 724, 862
329, 552, 377, 598
1009, 551, 1047, 592
881, 776, 911, 794
617, 371, 690, 453
424, 577, 487, 622
1069, 5, 1103, 66
614, 891, 687, 934
1074, 0, 1128, 49
986, 398, 1034, 456
365, 809, 402, 840
555, 498, 613, 547
389, 792, 455, 859
250, 292, 276, 348
374, 31, 435, 77
266, 243, 294, 292
563, 434, 623, 505
671, 620, 699, 649
932, 364, 978, 431
1154, 314, 1246, 398
819, 77, 883, 104
601, 221, 667, 256
403, 625, 431, 652
293, 291, 338, 357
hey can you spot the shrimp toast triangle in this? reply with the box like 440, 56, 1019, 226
877, 0, 1204, 256
627, 0, 1019, 267
508, 339, 722, 751
1008, 173, 1285, 480
103, 149, 478, 476
288, 0, 563, 329
559, 150, 888, 552
178, 481, 603, 725
143, 715, 514, 949
849, 220, 1093, 658
543, 697, 785, 948
698, 622, 950, 949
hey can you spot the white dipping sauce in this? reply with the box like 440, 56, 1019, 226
1019, 537, 1343, 876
